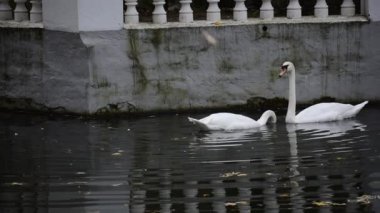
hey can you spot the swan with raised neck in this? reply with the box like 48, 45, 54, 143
279, 61, 368, 123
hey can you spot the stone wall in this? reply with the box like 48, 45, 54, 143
1, 19, 380, 114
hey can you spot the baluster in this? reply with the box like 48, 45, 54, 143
0, 0, 12, 20
233, 0, 247, 21
314, 0, 328, 18
14, 0, 28, 21
125, 0, 139, 24
341, 0, 355, 16
287, 0, 301, 19
207, 0, 220, 22
260, 0, 274, 19
152, 0, 167, 24
179, 0, 193, 23
30, 0, 42, 22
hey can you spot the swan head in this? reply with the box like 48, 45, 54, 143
279, 61, 295, 78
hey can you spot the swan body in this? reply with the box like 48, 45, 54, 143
279, 61, 368, 123
188, 110, 277, 131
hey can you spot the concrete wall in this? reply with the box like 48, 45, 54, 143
1, 20, 380, 114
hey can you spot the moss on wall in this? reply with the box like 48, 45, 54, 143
127, 30, 149, 94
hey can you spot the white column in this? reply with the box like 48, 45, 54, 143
314, 0, 328, 18
125, 0, 139, 24
233, 0, 247, 21
179, 0, 193, 23
341, 0, 355, 16
30, 0, 43, 22
260, 0, 274, 19
43, 0, 123, 32
14, 0, 29, 21
0, 0, 12, 20
152, 0, 167, 24
207, 0, 220, 22
287, 0, 301, 19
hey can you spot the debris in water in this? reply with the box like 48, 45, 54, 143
220, 171, 247, 178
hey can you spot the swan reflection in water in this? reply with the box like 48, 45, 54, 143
285, 119, 367, 210
288, 119, 367, 140
196, 120, 366, 210
192, 125, 272, 149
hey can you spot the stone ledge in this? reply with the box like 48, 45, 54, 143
0, 20, 43, 29
0, 16, 368, 30
124, 16, 369, 30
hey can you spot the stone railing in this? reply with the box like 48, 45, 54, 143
124, 0, 361, 24
0, 0, 369, 31
0, 0, 42, 22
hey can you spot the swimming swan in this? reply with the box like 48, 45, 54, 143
188, 110, 277, 131
279, 61, 368, 123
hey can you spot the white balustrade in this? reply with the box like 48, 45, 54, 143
125, 0, 139, 24
260, 0, 274, 19
0, 0, 12, 20
30, 0, 42, 22
207, 0, 220, 22
233, 0, 247, 21
152, 0, 167, 24
341, 0, 355, 16
314, 0, 328, 18
179, 0, 193, 23
287, 0, 301, 19
14, 0, 28, 21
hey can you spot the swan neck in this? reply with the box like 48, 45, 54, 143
286, 69, 296, 123
258, 110, 277, 126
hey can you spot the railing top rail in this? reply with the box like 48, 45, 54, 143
124, 16, 368, 30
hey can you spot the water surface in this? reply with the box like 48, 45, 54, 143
1, 108, 380, 212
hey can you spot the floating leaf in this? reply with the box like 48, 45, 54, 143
220, 172, 247, 178
312, 200, 346, 207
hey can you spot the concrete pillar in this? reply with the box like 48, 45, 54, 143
0, 0, 12, 20
341, 0, 355, 16
14, 0, 29, 21
287, 0, 301, 19
42, 0, 123, 32
30, 0, 43, 22
368, 0, 380, 21
233, 0, 247, 21
125, 0, 139, 24
207, 0, 221, 22
314, 0, 328, 18
260, 0, 274, 19
179, 0, 193, 23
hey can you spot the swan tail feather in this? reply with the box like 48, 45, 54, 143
342, 101, 368, 119
188, 117, 210, 130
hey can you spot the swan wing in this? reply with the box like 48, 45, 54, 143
295, 103, 355, 123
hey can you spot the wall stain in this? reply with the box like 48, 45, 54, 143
127, 30, 148, 94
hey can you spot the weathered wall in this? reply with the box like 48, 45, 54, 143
0, 29, 89, 113
1, 20, 380, 114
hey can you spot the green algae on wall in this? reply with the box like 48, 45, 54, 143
127, 30, 149, 94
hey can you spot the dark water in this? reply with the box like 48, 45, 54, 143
1, 108, 380, 213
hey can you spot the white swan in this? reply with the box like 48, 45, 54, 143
279, 61, 368, 123
188, 110, 277, 131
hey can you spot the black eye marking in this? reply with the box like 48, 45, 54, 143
281, 65, 288, 69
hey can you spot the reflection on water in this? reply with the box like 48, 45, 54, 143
0, 108, 380, 212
